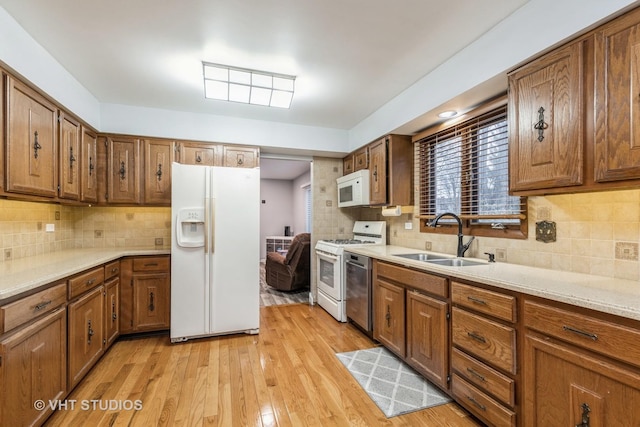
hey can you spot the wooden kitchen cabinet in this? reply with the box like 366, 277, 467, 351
368, 134, 413, 206
104, 260, 120, 349
119, 256, 170, 334
523, 298, 640, 426
5, 75, 58, 198
58, 112, 81, 201
406, 290, 448, 388
508, 39, 584, 193
67, 284, 105, 389
373, 276, 405, 357
343, 155, 354, 175
222, 145, 259, 168
178, 141, 220, 166
0, 308, 67, 427
450, 281, 517, 426
594, 7, 640, 183
80, 127, 98, 203
342, 145, 369, 175
142, 138, 174, 205
106, 136, 141, 204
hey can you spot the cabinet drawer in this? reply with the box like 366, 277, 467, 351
452, 374, 516, 427
133, 256, 169, 272
451, 347, 515, 407
452, 281, 516, 323
452, 307, 516, 374
524, 300, 640, 369
68, 267, 105, 299
0, 283, 67, 334
104, 260, 120, 280
377, 261, 448, 298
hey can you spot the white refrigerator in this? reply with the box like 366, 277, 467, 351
170, 162, 260, 342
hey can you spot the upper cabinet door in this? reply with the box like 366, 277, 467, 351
222, 145, 259, 168
178, 141, 218, 166
5, 76, 58, 198
80, 127, 98, 203
143, 139, 173, 205
107, 136, 140, 204
58, 112, 81, 200
368, 138, 387, 205
594, 8, 640, 182
508, 41, 584, 193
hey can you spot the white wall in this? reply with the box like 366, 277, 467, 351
293, 171, 311, 236
260, 179, 294, 260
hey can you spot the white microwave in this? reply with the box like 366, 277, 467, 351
337, 170, 370, 207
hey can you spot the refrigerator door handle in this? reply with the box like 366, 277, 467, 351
204, 197, 210, 254
210, 198, 215, 254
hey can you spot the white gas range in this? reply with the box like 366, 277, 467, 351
315, 221, 386, 322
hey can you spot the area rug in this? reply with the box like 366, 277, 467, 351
336, 346, 451, 418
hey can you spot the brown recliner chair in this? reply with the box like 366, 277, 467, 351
265, 233, 311, 291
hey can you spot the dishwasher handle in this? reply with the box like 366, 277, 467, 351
345, 259, 368, 270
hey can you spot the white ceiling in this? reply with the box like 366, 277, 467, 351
0, 0, 528, 133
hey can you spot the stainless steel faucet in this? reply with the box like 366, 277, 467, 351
429, 212, 475, 257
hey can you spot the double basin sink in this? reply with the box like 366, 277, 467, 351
393, 252, 486, 267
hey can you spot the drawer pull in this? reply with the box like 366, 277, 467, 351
34, 300, 52, 311
562, 325, 598, 341
467, 332, 487, 344
466, 367, 486, 382
467, 296, 487, 305
144, 263, 159, 267
86, 279, 96, 286
466, 395, 487, 412
111, 267, 119, 273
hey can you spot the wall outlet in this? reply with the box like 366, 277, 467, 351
325, 200, 333, 207
45, 223, 55, 232
425, 241, 432, 250
496, 248, 507, 261
155, 238, 164, 246
55, 211, 60, 220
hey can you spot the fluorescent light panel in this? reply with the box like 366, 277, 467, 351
203, 62, 295, 108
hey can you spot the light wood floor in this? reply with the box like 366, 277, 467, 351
45, 304, 482, 426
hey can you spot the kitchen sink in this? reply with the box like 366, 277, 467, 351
394, 253, 453, 261
426, 258, 486, 267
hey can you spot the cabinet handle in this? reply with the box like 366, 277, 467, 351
237, 155, 244, 166
89, 156, 94, 176
466, 367, 486, 382
385, 304, 391, 327
156, 163, 163, 181
575, 402, 591, 427
373, 165, 378, 182
34, 300, 52, 312
86, 278, 96, 287
111, 267, 119, 273
533, 106, 549, 142
196, 154, 202, 163
466, 395, 487, 412
119, 161, 126, 179
144, 263, 158, 267
33, 131, 42, 159
69, 146, 76, 168
149, 292, 155, 312
112, 301, 117, 321
87, 319, 94, 344
562, 325, 598, 341
467, 331, 487, 344
467, 296, 487, 305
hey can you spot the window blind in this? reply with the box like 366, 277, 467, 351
416, 104, 526, 225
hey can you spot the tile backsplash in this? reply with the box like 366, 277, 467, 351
0, 199, 170, 262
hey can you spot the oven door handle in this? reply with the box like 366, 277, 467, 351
317, 251, 339, 261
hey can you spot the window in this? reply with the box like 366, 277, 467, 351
415, 96, 527, 238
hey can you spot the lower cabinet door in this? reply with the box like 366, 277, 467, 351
133, 272, 170, 331
0, 308, 67, 427
373, 278, 405, 357
406, 290, 448, 389
524, 332, 640, 426
68, 286, 104, 389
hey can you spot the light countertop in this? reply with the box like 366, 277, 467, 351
0, 247, 170, 302
344, 245, 640, 322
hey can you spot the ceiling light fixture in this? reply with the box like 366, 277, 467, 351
202, 62, 295, 108
438, 110, 458, 118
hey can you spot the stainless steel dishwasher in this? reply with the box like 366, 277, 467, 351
344, 252, 372, 336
